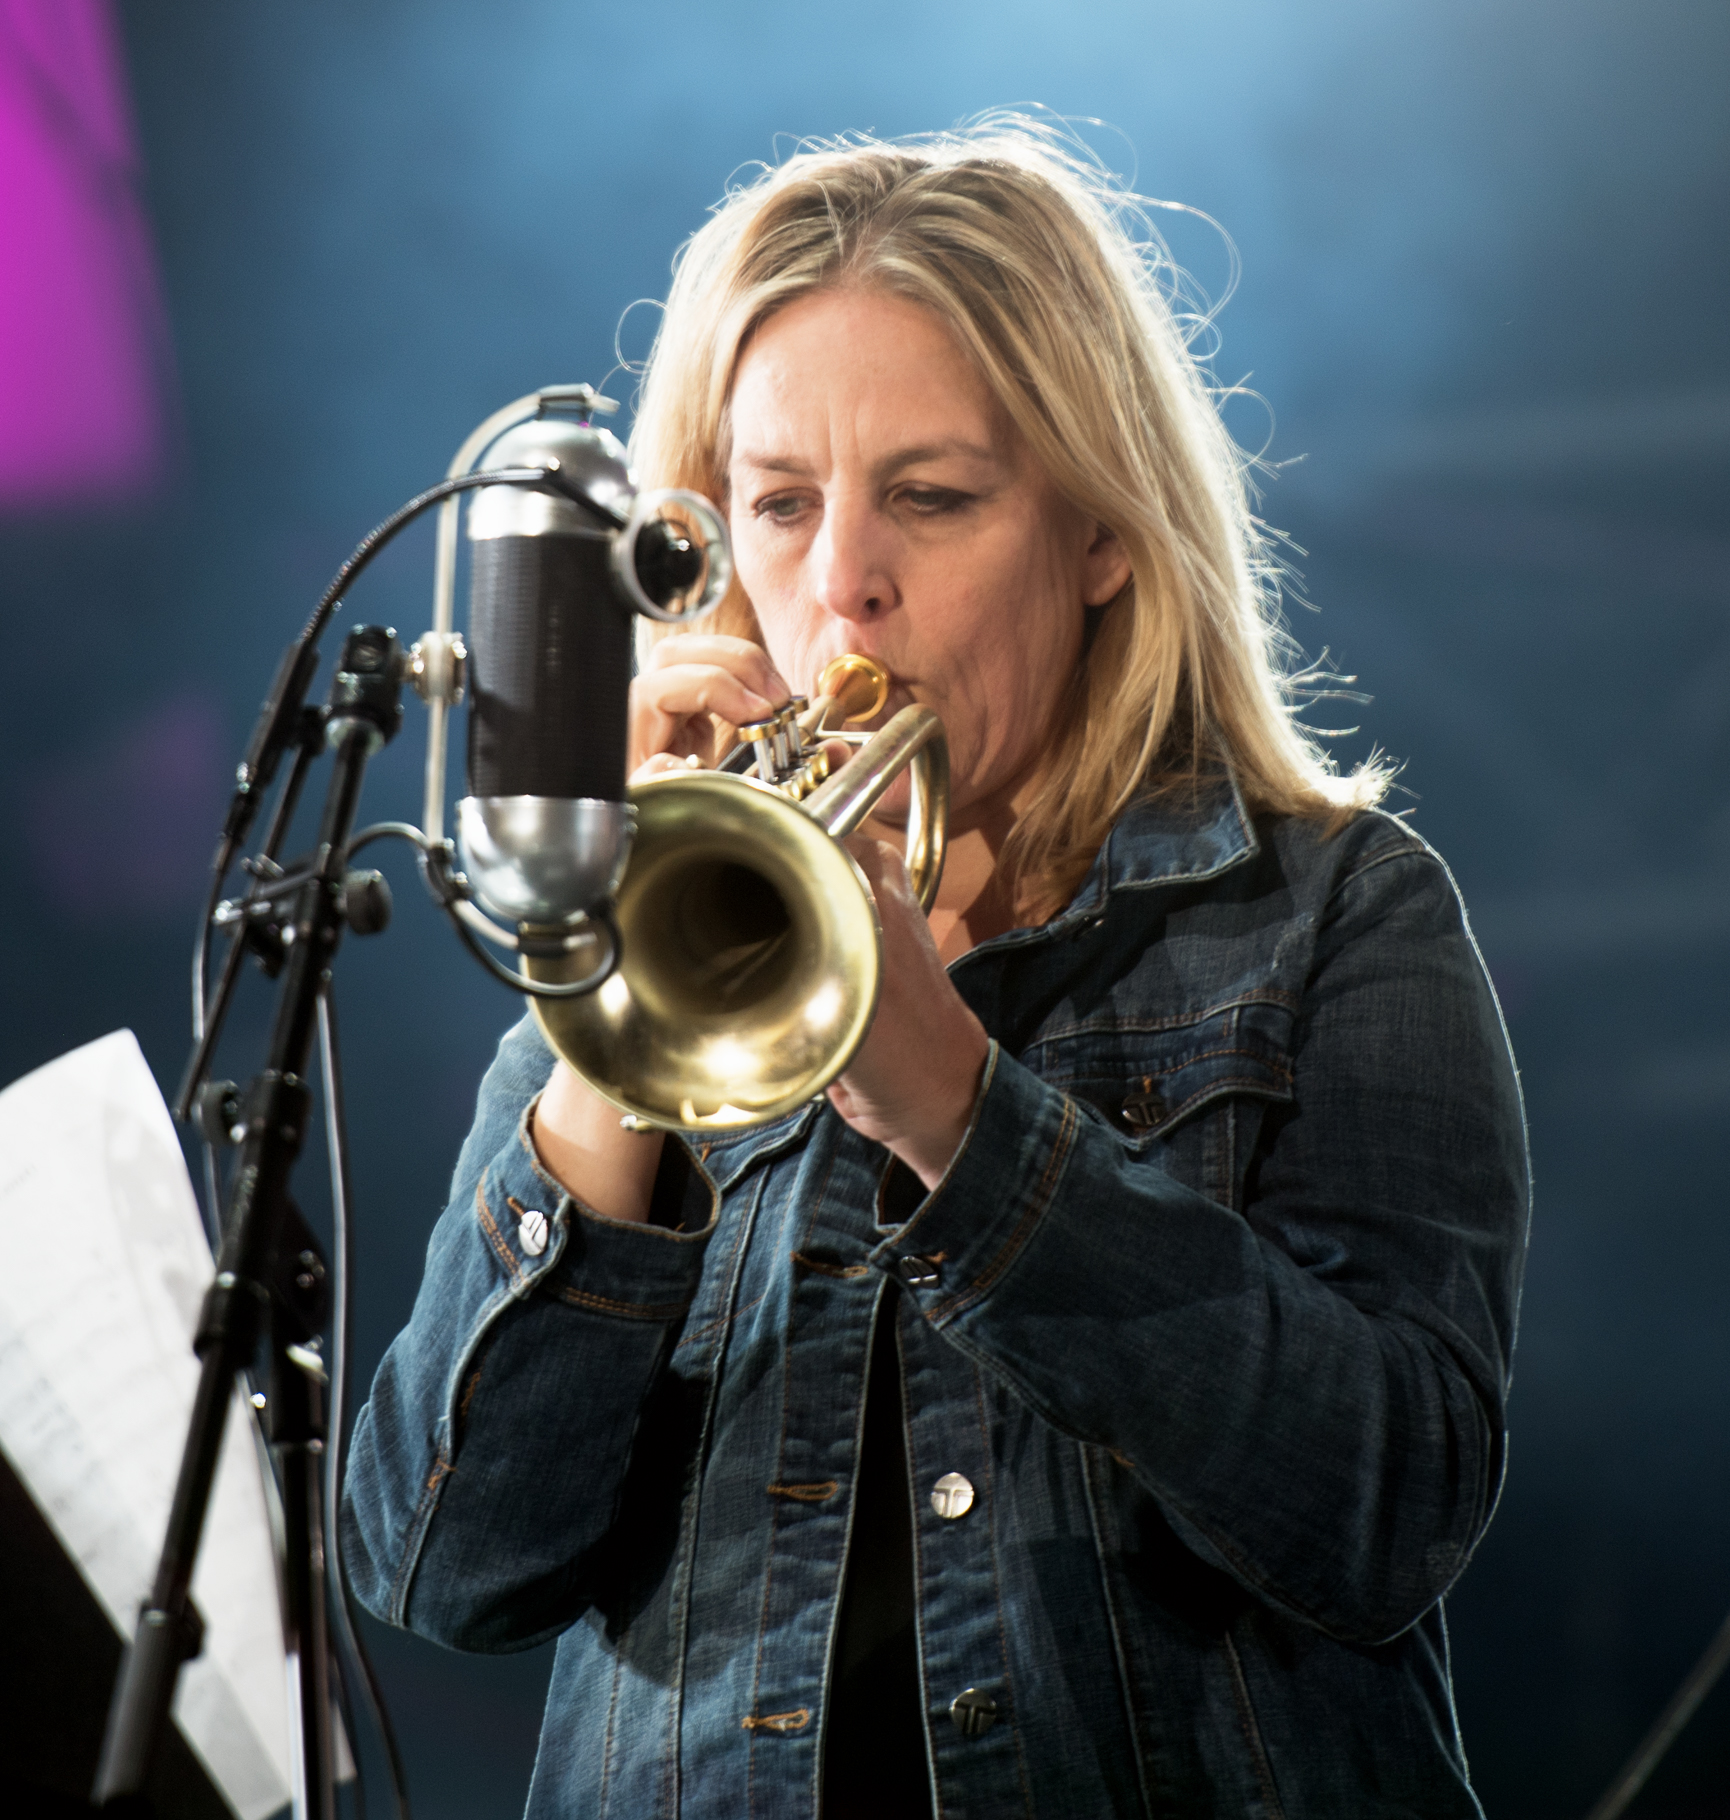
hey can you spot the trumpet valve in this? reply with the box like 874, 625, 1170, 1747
740, 697, 815, 791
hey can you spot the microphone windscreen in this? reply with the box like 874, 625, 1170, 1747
466, 532, 631, 802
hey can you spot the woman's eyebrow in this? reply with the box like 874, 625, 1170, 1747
733, 451, 816, 477
732, 440, 1003, 477
876, 440, 999, 472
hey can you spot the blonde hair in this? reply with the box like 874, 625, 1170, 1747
631, 119, 1389, 918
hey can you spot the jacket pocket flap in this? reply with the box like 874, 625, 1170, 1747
1026, 995, 1295, 1140
1118, 1047, 1293, 1139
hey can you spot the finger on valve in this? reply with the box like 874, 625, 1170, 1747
638, 634, 788, 719
630, 751, 708, 784
628, 647, 788, 770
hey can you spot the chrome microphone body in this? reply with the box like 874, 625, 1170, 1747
447, 392, 728, 937
457, 406, 638, 924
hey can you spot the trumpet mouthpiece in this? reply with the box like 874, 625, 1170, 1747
816, 653, 890, 724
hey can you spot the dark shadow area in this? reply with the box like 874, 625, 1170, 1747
0, 1450, 230, 1818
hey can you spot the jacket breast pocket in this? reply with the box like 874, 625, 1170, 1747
1024, 995, 1296, 1212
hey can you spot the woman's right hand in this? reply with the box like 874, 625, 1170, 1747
628, 632, 791, 774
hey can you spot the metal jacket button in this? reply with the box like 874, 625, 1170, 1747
899, 1254, 942, 1287
1120, 1082, 1168, 1132
518, 1209, 549, 1257
950, 1688, 997, 1737
930, 1472, 975, 1519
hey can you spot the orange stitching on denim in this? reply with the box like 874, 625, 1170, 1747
1334, 825, 1428, 886
1026, 990, 1300, 1049
793, 1142, 843, 1254
544, 1283, 689, 1322
459, 1366, 484, 1425
1140, 1044, 1293, 1082
388, 1443, 452, 1621
1322, 840, 1438, 920
1156, 1075, 1294, 1124
961, 1097, 1076, 1303
766, 1480, 837, 1502
790, 1251, 870, 1278
676, 1288, 768, 1349
1048, 1047, 1294, 1091
473, 1173, 523, 1286
740, 1708, 810, 1732
666, 1159, 753, 1359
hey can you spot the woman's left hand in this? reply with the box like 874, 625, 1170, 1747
827, 839, 991, 1189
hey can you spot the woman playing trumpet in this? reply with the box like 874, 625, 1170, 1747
346, 124, 1529, 1818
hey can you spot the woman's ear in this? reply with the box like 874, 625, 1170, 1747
1082, 523, 1133, 608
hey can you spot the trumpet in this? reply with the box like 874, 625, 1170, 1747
526, 654, 948, 1130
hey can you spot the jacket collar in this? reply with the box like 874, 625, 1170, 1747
1077, 770, 1258, 905
965, 771, 1259, 961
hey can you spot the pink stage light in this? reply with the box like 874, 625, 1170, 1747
0, 0, 171, 508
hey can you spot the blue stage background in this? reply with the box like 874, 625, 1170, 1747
2, 1, 1726, 1812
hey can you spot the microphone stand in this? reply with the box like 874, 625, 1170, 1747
95, 626, 404, 1818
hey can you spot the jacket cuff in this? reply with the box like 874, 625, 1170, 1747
473, 1094, 718, 1323
867, 1042, 1081, 1322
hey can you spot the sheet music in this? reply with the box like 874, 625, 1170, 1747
0, 1030, 292, 1819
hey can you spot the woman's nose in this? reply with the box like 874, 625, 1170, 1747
809, 494, 895, 623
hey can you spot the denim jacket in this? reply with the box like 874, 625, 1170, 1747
344, 782, 1529, 1818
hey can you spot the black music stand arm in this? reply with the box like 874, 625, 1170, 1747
95, 628, 403, 1817
269, 1250, 337, 1820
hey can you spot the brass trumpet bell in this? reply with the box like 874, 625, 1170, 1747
526, 659, 946, 1130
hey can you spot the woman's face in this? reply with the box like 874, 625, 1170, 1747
725, 287, 1129, 826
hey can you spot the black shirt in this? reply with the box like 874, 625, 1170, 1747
820, 1291, 935, 1818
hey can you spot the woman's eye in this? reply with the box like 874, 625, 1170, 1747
899, 486, 970, 515
754, 493, 807, 523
